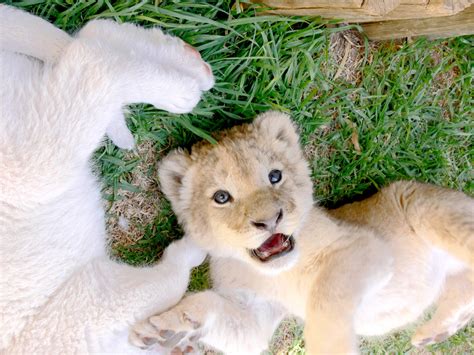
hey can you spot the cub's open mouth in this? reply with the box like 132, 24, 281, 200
250, 233, 295, 262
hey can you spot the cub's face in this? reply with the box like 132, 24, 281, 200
160, 112, 313, 274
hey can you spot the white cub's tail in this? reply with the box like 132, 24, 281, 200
0, 4, 71, 62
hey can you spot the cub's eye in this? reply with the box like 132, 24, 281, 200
268, 169, 282, 184
213, 190, 231, 204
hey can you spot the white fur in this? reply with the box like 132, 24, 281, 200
0, 5, 213, 353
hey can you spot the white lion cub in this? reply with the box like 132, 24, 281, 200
0, 5, 213, 353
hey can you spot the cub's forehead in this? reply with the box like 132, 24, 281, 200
197, 137, 282, 167
192, 136, 286, 187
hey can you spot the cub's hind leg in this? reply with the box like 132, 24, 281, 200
412, 269, 474, 347
394, 181, 474, 267
331, 181, 474, 267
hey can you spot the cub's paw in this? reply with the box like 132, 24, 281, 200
412, 330, 451, 348
130, 303, 205, 352
411, 308, 473, 347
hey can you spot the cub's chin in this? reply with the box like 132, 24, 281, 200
247, 234, 300, 275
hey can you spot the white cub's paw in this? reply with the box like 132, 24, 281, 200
146, 30, 215, 92
164, 238, 207, 268
153, 79, 203, 115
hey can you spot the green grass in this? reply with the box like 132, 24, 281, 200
9, 0, 473, 353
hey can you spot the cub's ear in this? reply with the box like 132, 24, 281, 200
254, 111, 299, 148
158, 148, 191, 212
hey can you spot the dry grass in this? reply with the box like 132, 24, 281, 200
106, 140, 163, 248
303, 27, 366, 199
429, 44, 461, 120
329, 28, 365, 84
269, 318, 305, 355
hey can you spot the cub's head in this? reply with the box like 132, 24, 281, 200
160, 112, 313, 274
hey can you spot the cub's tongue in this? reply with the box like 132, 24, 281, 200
254, 233, 287, 261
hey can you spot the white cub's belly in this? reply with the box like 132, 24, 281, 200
353, 247, 466, 336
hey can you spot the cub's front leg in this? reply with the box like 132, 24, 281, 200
305, 233, 391, 354
130, 290, 285, 355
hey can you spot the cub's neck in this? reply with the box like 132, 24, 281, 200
297, 207, 359, 261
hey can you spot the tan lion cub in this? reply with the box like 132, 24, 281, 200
131, 112, 473, 354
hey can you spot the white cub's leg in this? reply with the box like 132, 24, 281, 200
78, 19, 214, 92
130, 290, 285, 355
9, 238, 207, 353
78, 19, 214, 149
1, 18, 214, 202
72, 20, 210, 115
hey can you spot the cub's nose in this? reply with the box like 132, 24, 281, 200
251, 209, 283, 232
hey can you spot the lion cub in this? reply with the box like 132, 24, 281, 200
131, 112, 474, 354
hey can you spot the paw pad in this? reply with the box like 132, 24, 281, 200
171, 345, 195, 355
159, 329, 175, 339
142, 337, 157, 346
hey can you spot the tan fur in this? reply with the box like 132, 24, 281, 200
131, 112, 474, 354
